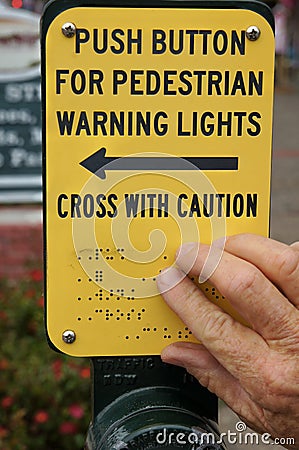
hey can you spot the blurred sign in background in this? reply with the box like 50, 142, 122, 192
0, 5, 41, 203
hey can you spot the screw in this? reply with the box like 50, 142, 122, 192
62, 22, 76, 38
246, 25, 261, 41
62, 330, 76, 343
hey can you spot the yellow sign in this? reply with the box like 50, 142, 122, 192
44, 6, 274, 356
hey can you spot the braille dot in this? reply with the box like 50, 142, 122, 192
77, 317, 81, 321
125, 336, 129, 339
136, 336, 140, 339
77, 278, 81, 282
153, 328, 157, 331
163, 256, 167, 260
121, 256, 125, 260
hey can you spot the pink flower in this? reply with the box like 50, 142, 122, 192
0, 426, 8, 438
59, 421, 78, 435
37, 296, 44, 308
1, 396, 13, 408
68, 404, 84, 419
34, 410, 49, 424
29, 269, 43, 282
0, 359, 9, 370
51, 359, 62, 380
79, 367, 90, 379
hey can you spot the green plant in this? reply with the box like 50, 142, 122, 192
0, 269, 90, 450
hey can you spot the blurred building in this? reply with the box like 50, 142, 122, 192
1, 0, 43, 13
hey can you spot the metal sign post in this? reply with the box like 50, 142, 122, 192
41, 1, 274, 448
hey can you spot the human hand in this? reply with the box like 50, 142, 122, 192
157, 234, 299, 449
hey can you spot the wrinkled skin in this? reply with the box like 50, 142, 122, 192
157, 234, 299, 449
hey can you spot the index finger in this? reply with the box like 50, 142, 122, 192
175, 243, 299, 342
157, 267, 268, 388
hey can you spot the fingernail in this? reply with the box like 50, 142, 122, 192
212, 236, 226, 249
176, 242, 200, 273
156, 267, 185, 293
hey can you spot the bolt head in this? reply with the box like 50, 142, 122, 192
246, 26, 261, 41
62, 22, 76, 38
62, 330, 76, 343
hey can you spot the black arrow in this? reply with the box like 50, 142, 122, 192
80, 148, 238, 179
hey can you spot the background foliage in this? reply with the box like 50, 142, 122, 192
0, 269, 91, 450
